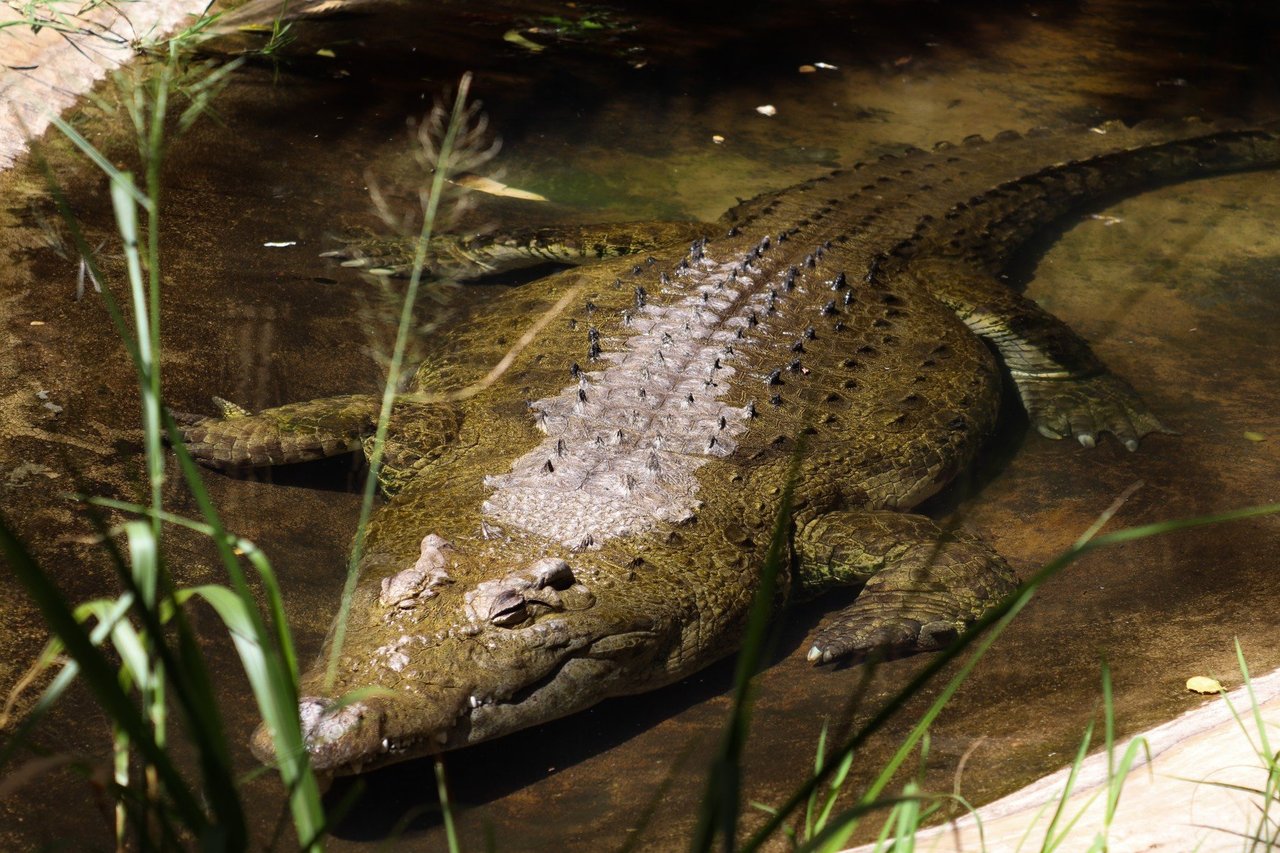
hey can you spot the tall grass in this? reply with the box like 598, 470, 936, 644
700, 487, 1280, 852
1188, 640, 1280, 851
0, 41, 326, 850
325, 71, 484, 690
0, 39, 486, 846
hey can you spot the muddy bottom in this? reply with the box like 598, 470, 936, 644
2, 0, 1279, 849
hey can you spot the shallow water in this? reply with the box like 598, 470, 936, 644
2, 0, 1280, 848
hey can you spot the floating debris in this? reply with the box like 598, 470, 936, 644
814, 61, 838, 70
1244, 431, 1266, 442
756, 105, 777, 117
315, 48, 336, 58
1088, 214, 1124, 226
35, 390, 62, 415
263, 241, 297, 248
5, 462, 59, 487
798, 65, 816, 73
711, 134, 725, 144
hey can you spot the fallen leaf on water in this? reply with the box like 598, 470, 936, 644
798, 65, 816, 73
452, 174, 548, 201
504, 30, 545, 52
315, 48, 336, 59
1244, 431, 1266, 442
1186, 676, 1223, 694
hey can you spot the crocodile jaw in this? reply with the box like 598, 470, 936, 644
248, 690, 468, 775
250, 646, 655, 775
253, 614, 665, 773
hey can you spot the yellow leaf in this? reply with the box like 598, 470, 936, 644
1186, 676, 1223, 694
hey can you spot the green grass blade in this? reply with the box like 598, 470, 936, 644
892, 781, 920, 853
327, 72, 476, 690
47, 115, 152, 209
691, 449, 800, 853
793, 795, 920, 853
1039, 721, 1094, 852
86, 489, 304, 688
0, 513, 210, 835
160, 424, 325, 848
436, 757, 462, 853
76, 496, 248, 844
744, 499, 1280, 851
0, 594, 133, 771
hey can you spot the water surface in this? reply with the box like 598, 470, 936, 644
2, 0, 1279, 848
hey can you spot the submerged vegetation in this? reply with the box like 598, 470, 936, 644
1, 18, 1279, 853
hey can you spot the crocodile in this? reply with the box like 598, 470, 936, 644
179, 119, 1280, 775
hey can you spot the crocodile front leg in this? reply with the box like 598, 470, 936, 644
911, 258, 1170, 450
177, 396, 465, 488
794, 509, 1018, 664
176, 394, 380, 467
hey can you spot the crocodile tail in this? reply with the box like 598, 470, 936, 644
915, 127, 1280, 272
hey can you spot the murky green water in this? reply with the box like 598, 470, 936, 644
3, 0, 1280, 848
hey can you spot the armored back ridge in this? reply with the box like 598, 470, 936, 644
179, 120, 1280, 774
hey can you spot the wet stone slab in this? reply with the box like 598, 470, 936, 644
1, 0, 1280, 848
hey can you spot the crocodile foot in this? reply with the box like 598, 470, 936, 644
806, 615, 961, 664
1016, 372, 1171, 451
795, 510, 1018, 665
320, 234, 419, 278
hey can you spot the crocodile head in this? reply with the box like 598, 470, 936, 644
251, 533, 667, 774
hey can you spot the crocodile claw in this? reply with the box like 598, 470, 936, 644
321, 235, 417, 278
807, 617, 960, 665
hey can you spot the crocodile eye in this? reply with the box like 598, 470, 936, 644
488, 590, 528, 627
529, 558, 574, 590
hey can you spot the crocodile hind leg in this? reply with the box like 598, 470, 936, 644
910, 258, 1170, 451
794, 509, 1018, 664
323, 220, 708, 281
176, 395, 380, 468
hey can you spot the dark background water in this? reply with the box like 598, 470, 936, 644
2, 0, 1280, 848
